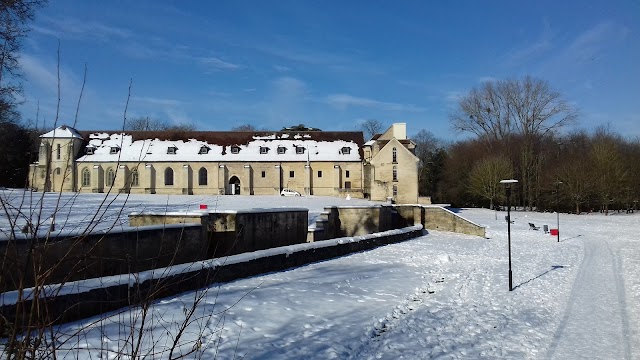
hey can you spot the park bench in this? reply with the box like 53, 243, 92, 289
529, 223, 540, 230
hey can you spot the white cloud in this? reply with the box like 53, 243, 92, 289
561, 21, 620, 64
19, 54, 59, 91
34, 16, 132, 41
325, 94, 426, 112
133, 96, 182, 106
199, 57, 241, 71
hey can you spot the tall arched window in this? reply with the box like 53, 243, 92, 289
82, 168, 90, 187
164, 167, 174, 185
392, 147, 397, 163
106, 168, 115, 187
392, 166, 398, 181
130, 169, 139, 187
198, 167, 208, 185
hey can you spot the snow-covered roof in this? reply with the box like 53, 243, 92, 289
76, 131, 364, 163
40, 125, 83, 139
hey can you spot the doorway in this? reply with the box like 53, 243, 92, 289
229, 176, 241, 195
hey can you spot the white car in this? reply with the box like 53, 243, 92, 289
280, 188, 301, 196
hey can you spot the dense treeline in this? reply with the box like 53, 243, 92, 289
427, 129, 640, 214
418, 76, 639, 215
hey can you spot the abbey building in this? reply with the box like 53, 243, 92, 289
29, 123, 419, 204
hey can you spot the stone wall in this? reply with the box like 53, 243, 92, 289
2, 205, 484, 293
1, 226, 424, 327
0, 224, 204, 292
201, 208, 308, 257
424, 206, 485, 237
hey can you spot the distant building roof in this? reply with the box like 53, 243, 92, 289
75, 130, 365, 163
40, 125, 83, 139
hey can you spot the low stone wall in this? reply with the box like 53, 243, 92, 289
1, 226, 423, 327
201, 208, 309, 257
309, 204, 483, 240
424, 206, 485, 237
0, 224, 205, 293
1, 205, 483, 293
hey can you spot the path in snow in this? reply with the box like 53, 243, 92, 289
547, 236, 632, 359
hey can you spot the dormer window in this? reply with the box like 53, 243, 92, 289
167, 146, 177, 155
296, 147, 305, 154
86, 147, 95, 155
341, 147, 351, 155
199, 146, 210, 154
231, 145, 241, 154
260, 147, 269, 154
110, 147, 120, 155
277, 146, 286, 154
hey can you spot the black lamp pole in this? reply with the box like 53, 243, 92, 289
506, 185, 513, 291
556, 181, 562, 243
501, 179, 518, 292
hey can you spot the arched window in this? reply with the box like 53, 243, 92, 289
198, 167, 208, 186
82, 168, 90, 187
164, 167, 174, 185
392, 147, 397, 163
130, 169, 139, 187
392, 166, 398, 181
105, 168, 115, 187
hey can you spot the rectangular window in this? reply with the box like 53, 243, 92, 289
111, 147, 120, 154
167, 147, 176, 155
56, 144, 61, 160
277, 147, 286, 154
231, 146, 240, 154
260, 147, 269, 154
345, 170, 350, 178
199, 146, 209, 154
393, 166, 398, 181
341, 147, 351, 154
296, 147, 305, 154
317, 170, 322, 178
261, 171, 266, 178
345, 181, 351, 189
393, 184, 398, 196
289, 171, 295, 178
86, 147, 95, 155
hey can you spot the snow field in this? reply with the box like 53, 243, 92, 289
1, 191, 638, 359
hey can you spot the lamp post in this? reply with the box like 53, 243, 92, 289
556, 181, 562, 242
500, 179, 518, 291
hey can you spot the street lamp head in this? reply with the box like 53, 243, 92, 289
500, 179, 519, 186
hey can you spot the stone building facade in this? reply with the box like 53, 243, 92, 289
29, 123, 419, 203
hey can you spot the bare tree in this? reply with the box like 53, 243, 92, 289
590, 129, 627, 214
450, 76, 578, 210
125, 116, 195, 132
230, 124, 258, 131
450, 76, 577, 141
467, 155, 513, 210
0, 0, 48, 123
412, 129, 446, 197
359, 119, 384, 140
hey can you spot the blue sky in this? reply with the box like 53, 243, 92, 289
17, 0, 640, 139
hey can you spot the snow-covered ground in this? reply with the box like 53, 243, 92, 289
0, 189, 379, 238
1, 191, 638, 359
